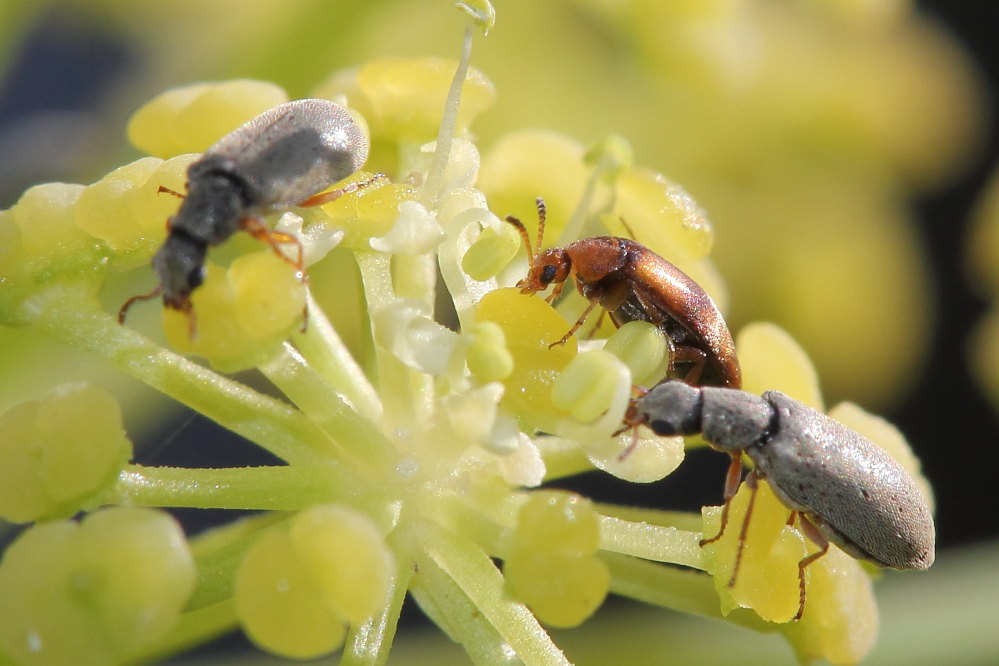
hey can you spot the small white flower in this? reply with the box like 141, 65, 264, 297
274, 212, 344, 266
371, 299, 458, 375
444, 382, 504, 446
369, 201, 445, 255
496, 430, 545, 487
421, 138, 481, 193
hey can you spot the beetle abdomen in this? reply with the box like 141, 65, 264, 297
754, 391, 935, 570
203, 99, 368, 209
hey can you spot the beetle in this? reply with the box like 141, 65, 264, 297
627, 379, 935, 619
505, 197, 740, 389
119, 98, 373, 330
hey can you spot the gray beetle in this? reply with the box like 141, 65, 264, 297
119, 98, 373, 327
629, 379, 935, 619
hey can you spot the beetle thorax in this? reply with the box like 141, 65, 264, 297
172, 170, 249, 246
564, 237, 628, 283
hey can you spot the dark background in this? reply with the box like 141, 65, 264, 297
0, 0, 996, 648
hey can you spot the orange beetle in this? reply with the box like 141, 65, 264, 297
506, 197, 740, 389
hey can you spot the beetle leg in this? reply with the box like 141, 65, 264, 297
597, 279, 633, 312
296, 172, 386, 207
185, 308, 198, 341
793, 515, 831, 620
584, 309, 608, 339
672, 345, 709, 385
550, 278, 628, 344
117, 284, 163, 325
548, 298, 600, 348
544, 278, 566, 304
700, 452, 745, 547
157, 185, 185, 200
727, 470, 760, 587
240, 217, 311, 331
615, 385, 652, 459
240, 217, 305, 271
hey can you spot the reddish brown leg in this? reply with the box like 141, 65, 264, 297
793, 515, 831, 620
240, 217, 305, 270
728, 471, 760, 587
296, 172, 386, 207
549, 298, 600, 348
157, 185, 185, 199
184, 306, 198, 340
240, 217, 310, 331
615, 386, 651, 460
584, 308, 608, 340
673, 345, 709, 385
551, 278, 631, 346
700, 452, 745, 548
544, 279, 566, 304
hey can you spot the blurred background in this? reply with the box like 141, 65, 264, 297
1, 1, 997, 663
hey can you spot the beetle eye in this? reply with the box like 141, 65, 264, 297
540, 265, 558, 284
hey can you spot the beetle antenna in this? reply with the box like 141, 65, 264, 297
504, 214, 535, 264
534, 197, 547, 258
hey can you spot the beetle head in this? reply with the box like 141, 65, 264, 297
518, 247, 571, 294
152, 232, 207, 312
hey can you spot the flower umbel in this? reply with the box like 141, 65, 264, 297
0, 5, 934, 664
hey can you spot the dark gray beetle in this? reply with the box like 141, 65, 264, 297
119, 98, 370, 325
629, 379, 935, 619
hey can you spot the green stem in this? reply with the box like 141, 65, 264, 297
602, 552, 772, 634
107, 464, 366, 512
435, 490, 515, 558
593, 504, 703, 532
394, 254, 436, 306
259, 342, 396, 469
355, 252, 422, 428
187, 513, 288, 610
33, 294, 334, 465
340, 532, 415, 666
409, 545, 516, 665
293, 291, 383, 422
392, 253, 437, 423
421, 25, 473, 211
598, 515, 704, 570
419, 522, 570, 665
131, 599, 239, 663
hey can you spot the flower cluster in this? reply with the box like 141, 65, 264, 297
0, 4, 934, 664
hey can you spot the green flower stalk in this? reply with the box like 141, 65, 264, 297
0, 4, 934, 664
